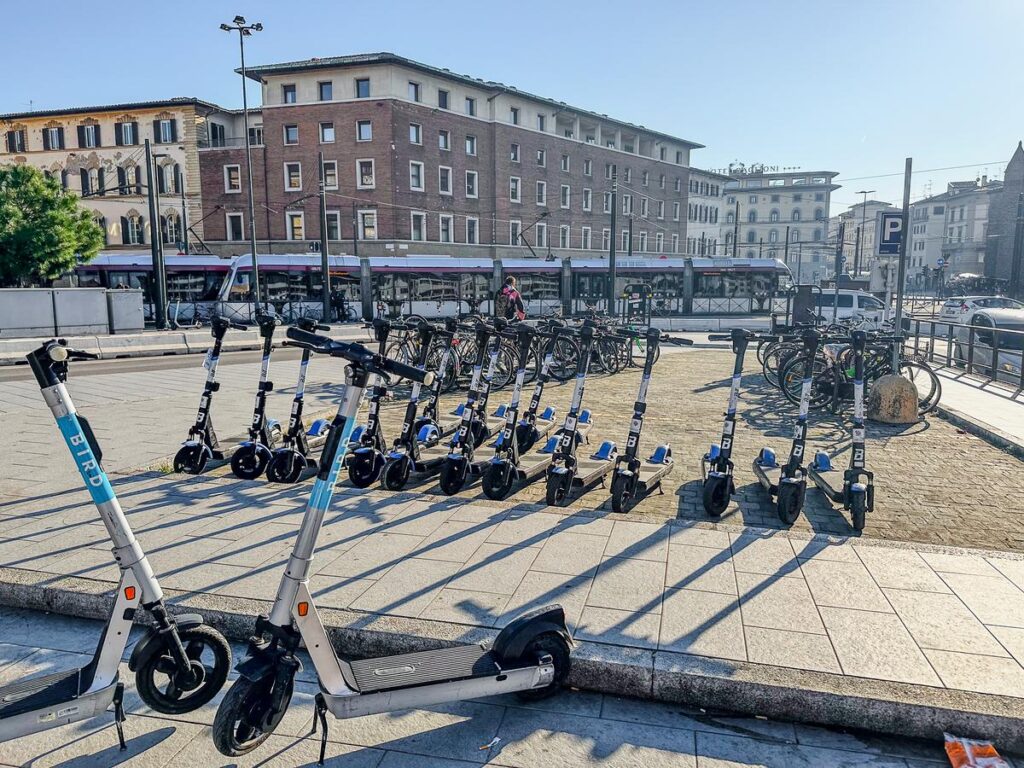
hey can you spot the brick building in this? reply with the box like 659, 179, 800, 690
198, 53, 701, 259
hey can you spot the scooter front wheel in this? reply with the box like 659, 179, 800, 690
482, 461, 516, 500
348, 452, 384, 488
850, 490, 867, 532
439, 458, 468, 496
610, 472, 633, 514
382, 454, 412, 491
545, 472, 572, 507
135, 624, 231, 715
266, 450, 306, 484
702, 475, 731, 518
775, 482, 803, 526
174, 444, 208, 475
231, 445, 269, 480
212, 673, 292, 757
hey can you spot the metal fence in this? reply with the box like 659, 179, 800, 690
904, 315, 1024, 389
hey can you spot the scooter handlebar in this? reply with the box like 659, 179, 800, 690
285, 327, 434, 386
229, 322, 249, 331
662, 335, 694, 346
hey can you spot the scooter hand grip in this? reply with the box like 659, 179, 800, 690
229, 322, 249, 331
286, 326, 333, 349
707, 334, 732, 341
382, 357, 434, 386
68, 349, 99, 360
316, 323, 331, 331
665, 337, 695, 346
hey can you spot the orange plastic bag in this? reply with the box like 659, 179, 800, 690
944, 733, 1011, 768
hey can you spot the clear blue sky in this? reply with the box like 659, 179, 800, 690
3, 0, 1020, 213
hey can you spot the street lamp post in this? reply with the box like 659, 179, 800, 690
855, 189, 875, 277
221, 15, 263, 314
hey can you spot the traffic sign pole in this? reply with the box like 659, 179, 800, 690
893, 157, 912, 370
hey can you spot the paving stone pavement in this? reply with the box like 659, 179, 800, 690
0, 608, 983, 767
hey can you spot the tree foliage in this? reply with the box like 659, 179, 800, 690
0, 164, 104, 286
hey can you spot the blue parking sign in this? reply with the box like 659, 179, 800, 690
876, 211, 903, 256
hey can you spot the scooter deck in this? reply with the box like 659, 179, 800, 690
0, 669, 116, 741
573, 456, 615, 486
636, 460, 673, 491
350, 643, 497, 693
807, 466, 844, 503
752, 461, 782, 495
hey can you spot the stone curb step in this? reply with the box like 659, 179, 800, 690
1, 565, 1021, 751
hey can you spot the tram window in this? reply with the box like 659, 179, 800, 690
202, 273, 223, 301
375, 274, 413, 303
77, 269, 102, 287
108, 270, 152, 301
695, 271, 776, 298
166, 271, 210, 302
572, 273, 608, 300
459, 273, 490, 300
262, 270, 297, 301
228, 271, 252, 299
308, 273, 362, 302
410, 272, 459, 302
510, 273, 560, 300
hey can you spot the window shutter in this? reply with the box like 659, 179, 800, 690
161, 215, 169, 244
94, 125, 101, 147
131, 122, 138, 145
173, 164, 182, 194
4, 131, 10, 152
42, 129, 50, 151
170, 119, 178, 143
138, 216, 145, 244
152, 120, 161, 143
77, 126, 86, 148
115, 124, 123, 146
134, 166, 142, 194
60, 170, 67, 189
121, 217, 129, 245
56, 127, 64, 149
157, 166, 166, 194
97, 168, 105, 195
117, 166, 126, 193
80, 169, 90, 195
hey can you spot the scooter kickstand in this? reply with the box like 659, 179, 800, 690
315, 693, 329, 765
113, 681, 127, 751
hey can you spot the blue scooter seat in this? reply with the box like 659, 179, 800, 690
453, 403, 466, 416
349, 425, 366, 443
493, 404, 508, 418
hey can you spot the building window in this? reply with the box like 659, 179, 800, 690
325, 211, 341, 241
813, 228, 822, 241
284, 125, 299, 145
466, 217, 479, 244
465, 170, 478, 198
284, 162, 302, 191
355, 78, 370, 98
674, 178, 681, 192
581, 227, 591, 250
249, 125, 263, 146
209, 122, 226, 147
115, 122, 136, 146
322, 160, 338, 190
656, 232, 664, 252
603, 192, 612, 214
78, 124, 99, 148
560, 185, 570, 209
537, 114, 546, 131
439, 214, 453, 243
622, 230, 629, 251
510, 143, 520, 162
510, 219, 522, 245
437, 89, 449, 110
286, 211, 305, 240
726, 212, 734, 224
409, 161, 424, 191
536, 180, 547, 206
814, 207, 824, 220
748, 210, 757, 223
793, 193, 803, 202
155, 119, 176, 144
226, 212, 244, 241
640, 197, 648, 217
583, 159, 592, 176
224, 164, 241, 193
410, 212, 426, 241
769, 209, 779, 222
675, 150, 683, 164
791, 229, 799, 242
622, 194, 632, 215
657, 200, 664, 219
561, 154, 570, 172
659, 147, 667, 160
408, 81, 421, 102
792, 209, 802, 222
510, 106, 520, 125
624, 168, 632, 183
639, 232, 648, 252
466, 135, 477, 155
769, 230, 778, 243
439, 130, 450, 150
605, 163, 614, 180
357, 159, 375, 189
746, 231, 756, 244
582, 188, 592, 212
320, 122, 335, 143
438, 166, 452, 195
358, 210, 377, 239
282, 84, 297, 103
123, 214, 144, 245
357, 120, 372, 142
409, 123, 422, 144
318, 81, 332, 101
509, 178, 521, 204
44, 126, 64, 150
465, 97, 476, 116
536, 149, 546, 167
559, 225, 570, 249
536, 222, 548, 248
659, 174, 665, 189
642, 170, 649, 187
671, 234, 679, 253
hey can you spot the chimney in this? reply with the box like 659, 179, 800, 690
981, 175, 988, 186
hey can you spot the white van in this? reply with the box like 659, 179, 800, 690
814, 290, 887, 323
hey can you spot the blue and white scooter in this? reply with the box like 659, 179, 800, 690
231, 314, 284, 479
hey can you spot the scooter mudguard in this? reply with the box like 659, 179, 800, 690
181, 439, 213, 459
649, 445, 672, 464
349, 425, 366, 444
851, 481, 868, 493
593, 441, 616, 461
578, 409, 592, 424
493, 404, 508, 418
417, 424, 439, 442
453, 403, 466, 416
387, 450, 406, 461
236, 648, 302, 682
540, 406, 556, 420
492, 605, 572, 661
128, 613, 205, 672
812, 451, 833, 471
756, 447, 778, 468
705, 443, 722, 461
307, 418, 330, 437
267, 418, 281, 431
539, 436, 559, 454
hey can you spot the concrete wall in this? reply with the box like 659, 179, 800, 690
0, 289, 143, 338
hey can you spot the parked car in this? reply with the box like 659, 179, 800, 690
939, 295, 1024, 324
815, 290, 887, 324
953, 308, 1024, 382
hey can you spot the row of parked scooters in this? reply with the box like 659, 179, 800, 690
172, 312, 692, 514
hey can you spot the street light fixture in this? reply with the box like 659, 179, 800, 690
221, 15, 264, 312
855, 189, 875, 277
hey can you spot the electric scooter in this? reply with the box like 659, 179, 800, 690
438, 319, 506, 495
346, 318, 392, 488
211, 328, 571, 763
480, 323, 537, 499
513, 320, 563, 453
231, 314, 284, 480
413, 317, 460, 439
173, 315, 249, 474
609, 328, 693, 513
265, 317, 334, 484
807, 330, 875, 531
1, 340, 231, 745
701, 328, 757, 517
545, 323, 617, 507
751, 328, 821, 525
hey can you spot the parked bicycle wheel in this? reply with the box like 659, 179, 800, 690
763, 342, 801, 389
778, 354, 832, 410
547, 336, 580, 381
898, 360, 942, 415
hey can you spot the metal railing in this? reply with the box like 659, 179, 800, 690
904, 315, 1024, 389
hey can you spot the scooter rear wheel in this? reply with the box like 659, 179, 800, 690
266, 450, 305, 484
348, 452, 384, 488
514, 631, 572, 701
850, 491, 867, 532
775, 482, 803, 526
482, 461, 516, 500
702, 475, 731, 518
174, 444, 208, 475
231, 445, 269, 480
382, 455, 412, 491
136, 624, 231, 715
212, 674, 292, 757
439, 458, 468, 496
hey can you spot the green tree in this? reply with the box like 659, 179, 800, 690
0, 164, 104, 286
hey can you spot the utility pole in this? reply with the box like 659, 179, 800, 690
221, 15, 264, 312
853, 226, 860, 278
144, 139, 166, 329
1010, 193, 1024, 300
783, 226, 790, 266
833, 223, 845, 323
351, 202, 359, 262
758, 238, 763, 258
892, 158, 912, 369
608, 171, 617, 313
732, 200, 739, 258
180, 185, 189, 255
855, 189, 875, 276
318, 151, 330, 321
796, 243, 803, 283
626, 215, 633, 259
